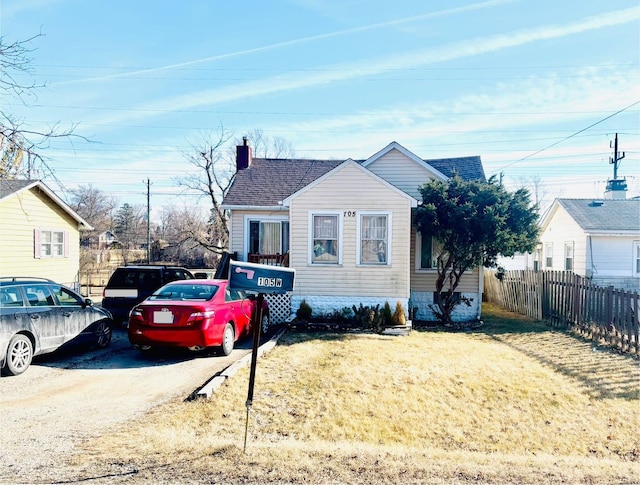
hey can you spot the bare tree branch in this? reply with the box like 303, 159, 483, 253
1, 33, 91, 181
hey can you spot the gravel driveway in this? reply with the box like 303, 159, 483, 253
0, 327, 254, 483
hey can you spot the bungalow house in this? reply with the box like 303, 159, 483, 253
0, 179, 92, 289
222, 140, 486, 323
98, 230, 118, 249
538, 198, 640, 291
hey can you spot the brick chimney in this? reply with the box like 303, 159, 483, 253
236, 136, 252, 171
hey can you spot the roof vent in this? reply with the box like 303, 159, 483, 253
589, 200, 604, 207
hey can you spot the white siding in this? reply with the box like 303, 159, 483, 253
589, 236, 638, 277
539, 206, 586, 273
0, 188, 81, 286
366, 148, 438, 199
288, 163, 412, 305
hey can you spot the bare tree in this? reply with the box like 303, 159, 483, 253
516, 174, 561, 216
1, 33, 85, 180
176, 126, 296, 256
175, 127, 235, 254
154, 205, 212, 266
238, 128, 295, 159
69, 185, 118, 247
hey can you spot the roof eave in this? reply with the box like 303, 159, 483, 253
222, 204, 288, 212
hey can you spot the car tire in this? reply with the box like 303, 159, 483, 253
221, 323, 235, 356
94, 320, 112, 348
4, 334, 33, 376
261, 313, 270, 336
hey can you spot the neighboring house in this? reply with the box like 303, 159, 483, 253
98, 230, 118, 249
222, 140, 486, 322
0, 180, 92, 289
538, 198, 640, 291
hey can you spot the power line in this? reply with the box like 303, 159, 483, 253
496, 100, 640, 173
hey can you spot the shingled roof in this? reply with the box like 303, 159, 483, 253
425, 156, 485, 181
223, 158, 343, 207
0, 179, 36, 199
556, 198, 640, 232
224, 152, 486, 208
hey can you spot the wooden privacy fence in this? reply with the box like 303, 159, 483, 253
484, 269, 639, 356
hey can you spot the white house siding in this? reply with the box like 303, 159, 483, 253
408, 226, 481, 322
539, 206, 586, 273
588, 235, 640, 291
287, 163, 412, 316
365, 148, 437, 200
0, 188, 80, 287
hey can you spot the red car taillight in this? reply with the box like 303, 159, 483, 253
129, 307, 144, 319
185, 310, 215, 326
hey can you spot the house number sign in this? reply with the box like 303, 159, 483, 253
228, 260, 295, 295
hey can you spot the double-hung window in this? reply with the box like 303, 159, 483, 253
358, 213, 390, 265
545, 243, 553, 268
633, 241, 640, 277
34, 229, 68, 259
311, 213, 340, 264
564, 242, 574, 271
248, 219, 289, 255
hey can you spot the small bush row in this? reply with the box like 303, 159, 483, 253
294, 299, 407, 333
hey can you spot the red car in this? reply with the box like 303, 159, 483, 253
127, 279, 269, 355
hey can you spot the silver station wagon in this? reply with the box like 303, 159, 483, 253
0, 277, 113, 376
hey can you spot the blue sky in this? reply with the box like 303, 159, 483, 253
2, 0, 639, 218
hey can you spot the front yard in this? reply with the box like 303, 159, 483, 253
65, 303, 639, 484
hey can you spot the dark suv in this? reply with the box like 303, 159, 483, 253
102, 266, 194, 324
0, 277, 113, 376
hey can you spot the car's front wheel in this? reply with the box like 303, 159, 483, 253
94, 320, 112, 348
221, 323, 235, 356
4, 334, 33, 376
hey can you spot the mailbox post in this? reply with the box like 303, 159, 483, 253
228, 261, 295, 452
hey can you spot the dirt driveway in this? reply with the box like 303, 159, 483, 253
0, 327, 254, 481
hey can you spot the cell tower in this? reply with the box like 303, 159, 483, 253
604, 133, 627, 199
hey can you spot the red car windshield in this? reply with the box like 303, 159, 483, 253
148, 283, 219, 301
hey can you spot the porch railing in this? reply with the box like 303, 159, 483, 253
248, 253, 289, 267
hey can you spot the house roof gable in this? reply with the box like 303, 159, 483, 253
541, 198, 640, 234
281, 159, 418, 207
0, 179, 93, 230
363, 141, 486, 181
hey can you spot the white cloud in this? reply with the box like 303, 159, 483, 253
84, 6, 639, 131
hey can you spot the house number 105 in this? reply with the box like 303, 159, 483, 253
344, 211, 356, 217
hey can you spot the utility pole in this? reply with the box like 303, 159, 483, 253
605, 133, 627, 198
145, 179, 151, 263
609, 133, 625, 180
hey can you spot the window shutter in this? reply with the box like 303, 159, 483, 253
34, 229, 41, 259
64, 231, 70, 258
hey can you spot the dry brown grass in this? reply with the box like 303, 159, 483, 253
69, 303, 639, 484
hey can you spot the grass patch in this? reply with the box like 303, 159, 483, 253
70, 303, 639, 484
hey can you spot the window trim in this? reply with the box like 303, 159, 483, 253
564, 241, 574, 271
357, 211, 391, 266
415, 231, 438, 271
34, 228, 69, 259
308, 211, 343, 265
243, 215, 290, 258
633, 241, 640, 277
545, 242, 553, 269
